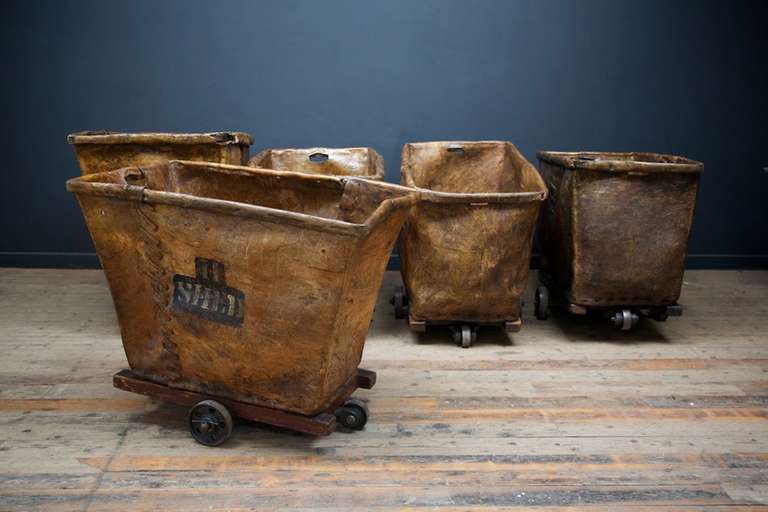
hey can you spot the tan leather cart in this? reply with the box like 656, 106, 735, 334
67, 161, 414, 444
250, 147, 384, 179
535, 151, 703, 330
68, 131, 253, 175
393, 141, 547, 347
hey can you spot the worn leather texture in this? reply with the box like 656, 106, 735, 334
68, 161, 415, 415
250, 147, 385, 180
68, 131, 253, 175
399, 141, 546, 325
537, 151, 702, 308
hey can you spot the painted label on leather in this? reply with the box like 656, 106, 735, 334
172, 258, 244, 326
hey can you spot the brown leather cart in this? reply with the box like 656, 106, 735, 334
250, 147, 385, 179
68, 131, 253, 175
393, 141, 547, 347
535, 151, 703, 330
67, 161, 415, 444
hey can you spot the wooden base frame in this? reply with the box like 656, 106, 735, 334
405, 314, 522, 348
113, 368, 376, 437
408, 315, 522, 333
534, 272, 683, 331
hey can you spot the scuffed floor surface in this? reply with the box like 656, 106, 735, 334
0, 268, 767, 510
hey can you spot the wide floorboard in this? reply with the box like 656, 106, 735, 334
0, 269, 766, 510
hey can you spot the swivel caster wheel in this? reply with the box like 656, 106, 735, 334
335, 398, 369, 430
452, 325, 477, 348
188, 400, 233, 446
390, 286, 409, 319
534, 286, 549, 320
610, 309, 639, 331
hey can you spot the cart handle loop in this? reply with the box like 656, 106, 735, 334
125, 167, 148, 202
309, 152, 329, 163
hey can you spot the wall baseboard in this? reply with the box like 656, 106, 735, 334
683, 254, 768, 269
0, 252, 101, 268
1, 252, 766, 270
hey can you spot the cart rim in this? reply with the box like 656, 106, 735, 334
536, 151, 703, 173
66, 160, 417, 236
67, 131, 254, 146
401, 141, 548, 203
407, 187, 546, 204
249, 147, 385, 179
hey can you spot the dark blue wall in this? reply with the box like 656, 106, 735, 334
1, 0, 766, 268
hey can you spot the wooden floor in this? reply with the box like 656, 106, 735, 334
0, 269, 767, 511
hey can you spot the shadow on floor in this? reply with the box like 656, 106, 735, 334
543, 309, 672, 344
414, 324, 514, 348
126, 401, 344, 452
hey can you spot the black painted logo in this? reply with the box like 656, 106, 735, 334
172, 258, 244, 326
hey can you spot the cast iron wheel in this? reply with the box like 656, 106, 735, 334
534, 286, 550, 320
390, 286, 409, 319
336, 398, 369, 430
188, 400, 233, 447
452, 325, 475, 348
610, 309, 639, 331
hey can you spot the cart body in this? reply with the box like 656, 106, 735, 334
399, 141, 547, 329
536, 151, 702, 311
67, 161, 413, 416
250, 147, 384, 180
68, 131, 253, 175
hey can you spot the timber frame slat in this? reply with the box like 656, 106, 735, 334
113, 368, 376, 436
